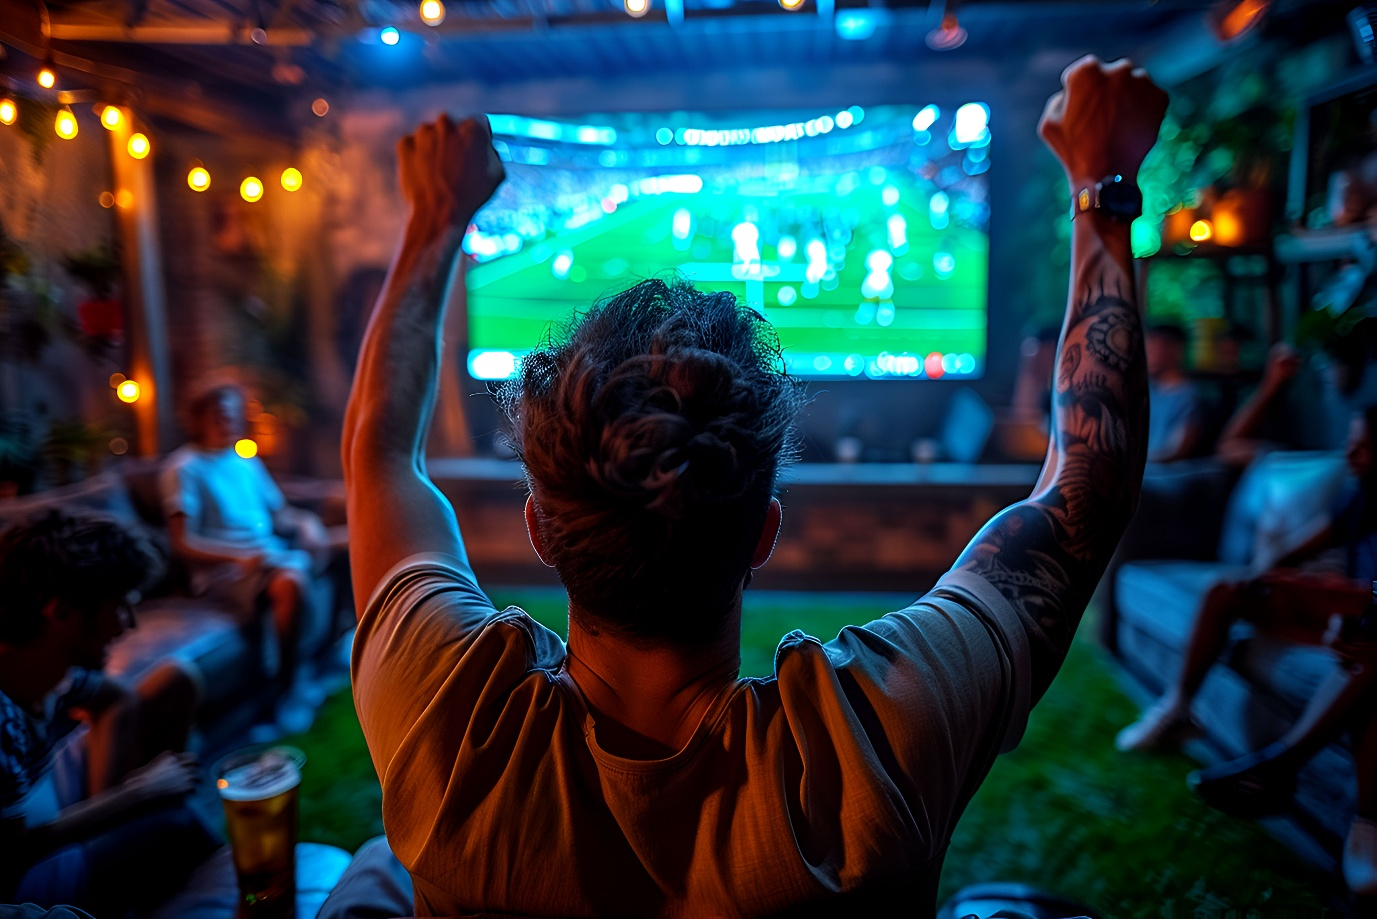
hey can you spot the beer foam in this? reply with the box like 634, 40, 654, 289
217, 750, 302, 801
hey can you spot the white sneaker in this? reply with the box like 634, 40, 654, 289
1345, 816, 1377, 895
1115, 697, 1198, 752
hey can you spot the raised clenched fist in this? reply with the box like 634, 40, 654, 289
398, 114, 506, 243
1038, 56, 1169, 192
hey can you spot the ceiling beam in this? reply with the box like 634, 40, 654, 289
46, 20, 315, 45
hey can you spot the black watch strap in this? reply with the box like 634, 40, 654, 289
1070, 174, 1143, 223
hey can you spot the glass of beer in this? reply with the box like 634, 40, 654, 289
215, 745, 306, 918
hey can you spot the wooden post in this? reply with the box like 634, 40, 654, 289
107, 115, 174, 456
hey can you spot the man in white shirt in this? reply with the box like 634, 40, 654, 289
162, 383, 332, 725
342, 57, 1166, 916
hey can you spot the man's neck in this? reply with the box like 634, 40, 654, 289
0, 642, 69, 711
564, 603, 742, 759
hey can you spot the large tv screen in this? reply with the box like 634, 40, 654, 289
465, 102, 990, 381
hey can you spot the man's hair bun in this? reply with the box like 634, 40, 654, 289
498, 276, 802, 644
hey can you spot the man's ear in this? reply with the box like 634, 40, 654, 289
525, 495, 555, 568
750, 497, 783, 570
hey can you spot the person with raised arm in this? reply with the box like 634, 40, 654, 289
342, 57, 1165, 916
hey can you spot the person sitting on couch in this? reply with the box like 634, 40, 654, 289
0, 510, 218, 913
1117, 406, 1377, 892
162, 381, 334, 730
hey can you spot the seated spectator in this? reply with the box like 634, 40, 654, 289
1117, 407, 1377, 892
0, 510, 218, 913
341, 58, 1166, 914
1215, 342, 1305, 467
162, 381, 334, 730
1146, 322, 1205, 462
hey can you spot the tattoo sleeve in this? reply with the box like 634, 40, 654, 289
950, 220, 1148, 701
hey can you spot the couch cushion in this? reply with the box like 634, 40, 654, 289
1218, 451, 1349, 567
105, 599, 260, 711
1115, 560, 1253, 647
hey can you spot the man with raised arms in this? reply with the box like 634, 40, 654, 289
342, 56, 1166, 916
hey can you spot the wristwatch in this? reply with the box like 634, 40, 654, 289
1070, 174, 1142, 223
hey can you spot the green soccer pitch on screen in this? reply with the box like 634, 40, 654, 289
464, 103, 989, 381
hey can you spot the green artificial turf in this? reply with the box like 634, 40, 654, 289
288, 589, 1335, 914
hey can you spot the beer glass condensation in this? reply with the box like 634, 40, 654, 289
215, 745, 306, 918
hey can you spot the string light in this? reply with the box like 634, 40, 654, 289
280, 167, 303, 192
380, 26, 401, 44
1190, 218, 1214, 242
780, 0, 805, 9
0, 98, 15, 126
55, 106, 78, 140
115, 189, 133, 208
116, 380, 141, 403
99, 191, 115, 208
240, 176, 264, 202
37, 66, 56, 89
127, 133, 151, 159
101, 105, 123, 130
187, 165, 211, 191
625, 0, 649, 17
419, 0, 446, 25
311, 97, 329, 117
234, 438, 258, 458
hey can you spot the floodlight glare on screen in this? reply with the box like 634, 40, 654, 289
465, 103, 990, 381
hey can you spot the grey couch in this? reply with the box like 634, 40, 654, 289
1106, 451, 1359, 862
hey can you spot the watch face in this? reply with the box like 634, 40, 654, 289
1100, 180, 1143, 220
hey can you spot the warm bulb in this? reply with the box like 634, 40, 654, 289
117, 380, 141, 403
55, 108, 78, 140
101, 106, 123, 130
241, 177, 264, 202
188, 166, 211, 191
0, 99, 14, 126
280, 167, 303, 192
780, 0, 805, 9
1189, 219, 1214, 242
127, 133, 150, 159
235, 438, 258, 459
420, 0, 446, 25
624, 0, 649, 16
38, 67, 56, 89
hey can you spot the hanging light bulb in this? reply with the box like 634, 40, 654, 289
0, 98, 15, 126
54, 106, 78, 140
380, 26, 401, 44
240, 176, 264, 202
188, 165, 211, 192
100, 105, 123, 130
280, 167, 303, 192
419, 0, 446, 25
624, 0, 650, 17
37, 65, 57, 89
779, 0, 805, 9
127, 133, 151, 159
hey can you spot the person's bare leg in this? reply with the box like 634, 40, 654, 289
1170, 580, 1249, 704
266, 571, 304, 687
1117, 580, 1248, 751
1345, 690, 1377, 893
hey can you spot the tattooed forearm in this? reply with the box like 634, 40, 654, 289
952, 235, 1148, 701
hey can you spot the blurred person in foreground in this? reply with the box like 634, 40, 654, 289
163, 381, 339, 731
342, 57, 1165, 915
0, 511, 217, 912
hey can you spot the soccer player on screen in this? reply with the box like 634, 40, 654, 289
342, 56, 1166, 915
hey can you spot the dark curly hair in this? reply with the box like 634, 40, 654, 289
0, 509, 162, 646
498, 277, 804, 645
